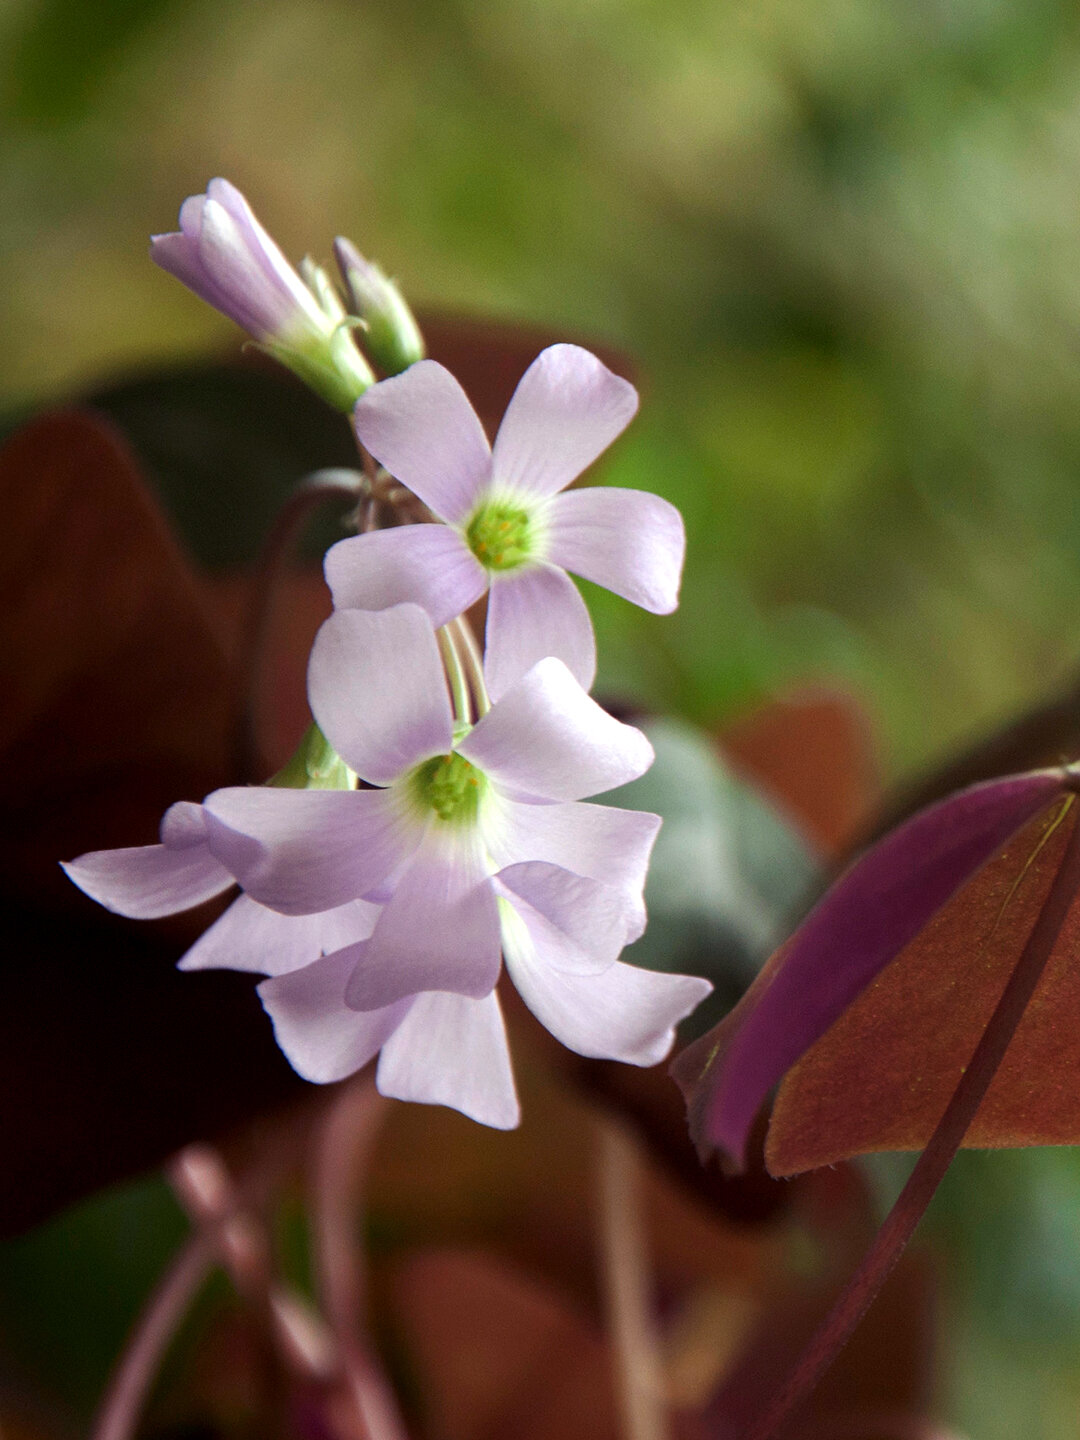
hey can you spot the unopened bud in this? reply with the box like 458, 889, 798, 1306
334, 236, 425, 376
152, 179, 373, 411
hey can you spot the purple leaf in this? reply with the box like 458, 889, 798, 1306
672, 767, 1070, 1168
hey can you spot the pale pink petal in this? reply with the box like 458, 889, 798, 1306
484, 799, 660, 942
150, 231, 239, 319
491, 345, 638, 499
160, 799, 211, 848
153, 180, 326, 343
483, 563, 595, 702
206, 178, 323, 323
545, 487, 685, 614
502, 915, 711, 1064
376, 989, 519, 1128
178, 193, 206, 236
203, 787, 416, 915
308, 606, 453, 785
259, 950, 411, 1083
197, 195, 303, 339
344, 828, 501, 1008
352, 362, 492, 524
458, 658, 653, 801
495, 862, 630, 973
324, 526, 487, 629
61, 844, 232, 920
179, 894, 380, 975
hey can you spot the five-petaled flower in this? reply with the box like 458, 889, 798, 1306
325, 344, 686, 699
65, 605, 709, 1127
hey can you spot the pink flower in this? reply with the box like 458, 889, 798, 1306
63, 605, 710, 1127
201, 605, 709, 1127
324, 345, 686, 699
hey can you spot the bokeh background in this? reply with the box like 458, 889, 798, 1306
9, 0, 1080, 774
7, 0, 1080, 1436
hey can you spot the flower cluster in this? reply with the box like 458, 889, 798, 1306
65, 181, 710, 1128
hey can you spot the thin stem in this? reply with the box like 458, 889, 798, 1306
596, 1118, 670, 1440
168, 1146, 337, 1384
311, 1079, 410, 1440
741, 798, 1080, 1440
450, 614, 490, 718
233, 468, 364, 782
438, 624, 471, 726
91, 1230, 217, 1440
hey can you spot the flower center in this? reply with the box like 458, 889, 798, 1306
465, 500, 533, 571
410, 752, 486, 824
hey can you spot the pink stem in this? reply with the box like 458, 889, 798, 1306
169, 1145, 337, 1383
311, 1079, 410, 1440
90, 1228, 218, 1440
742, 803, 1080, 1440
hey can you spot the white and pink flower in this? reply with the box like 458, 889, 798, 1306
64, 605, 709, 1128
325, 345, 686, 699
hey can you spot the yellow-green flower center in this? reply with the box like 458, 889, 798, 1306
465, 500, 533, 571
410, 752, 486, 824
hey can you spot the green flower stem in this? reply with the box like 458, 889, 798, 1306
450, 614, 490, 718
437, 623, 471, 726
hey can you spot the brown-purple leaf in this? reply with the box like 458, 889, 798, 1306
0, 410, 301, 1233
671, 770, 1070, 1171
767, 799, 1080, 1174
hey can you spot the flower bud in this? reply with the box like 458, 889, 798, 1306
152, 179, 374, 411
334, 236, 425, 376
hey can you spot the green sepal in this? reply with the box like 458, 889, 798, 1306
269, 721, 356, 790
245, 339, 372, 414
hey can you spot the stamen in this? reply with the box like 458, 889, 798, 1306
465, 499, 532, 571
410, 752, 486, 825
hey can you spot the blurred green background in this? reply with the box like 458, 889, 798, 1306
7, 0, 1080, 777
7, 1, 1080, 1436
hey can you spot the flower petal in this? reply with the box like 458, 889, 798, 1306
344, 828, 502, 1008
495, 862, 631, 973
671, 767, 1071, 1169
197, 205, 298, 340
502, 909, 710, 1063
324, 526, 487, 630
154, 180, 327, 344
352, 362, 492, 524
160, 799, 211, 848
61, 843, 233, 919
491, 345, 638, 499
485, 799, 661, 942
545, 487, 685, 614
308, 606, 453, 785
199, 183, 324, 338
205, 179, 323, 325
483, 563, 595, 702
259, 950, 411, 1083
458, 658, 653, 801
376, 989, 520, 1128
150, 231, 234, 318
179, 894, 381, 975
178, 192, 205, 237
203, 786, 415, 914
